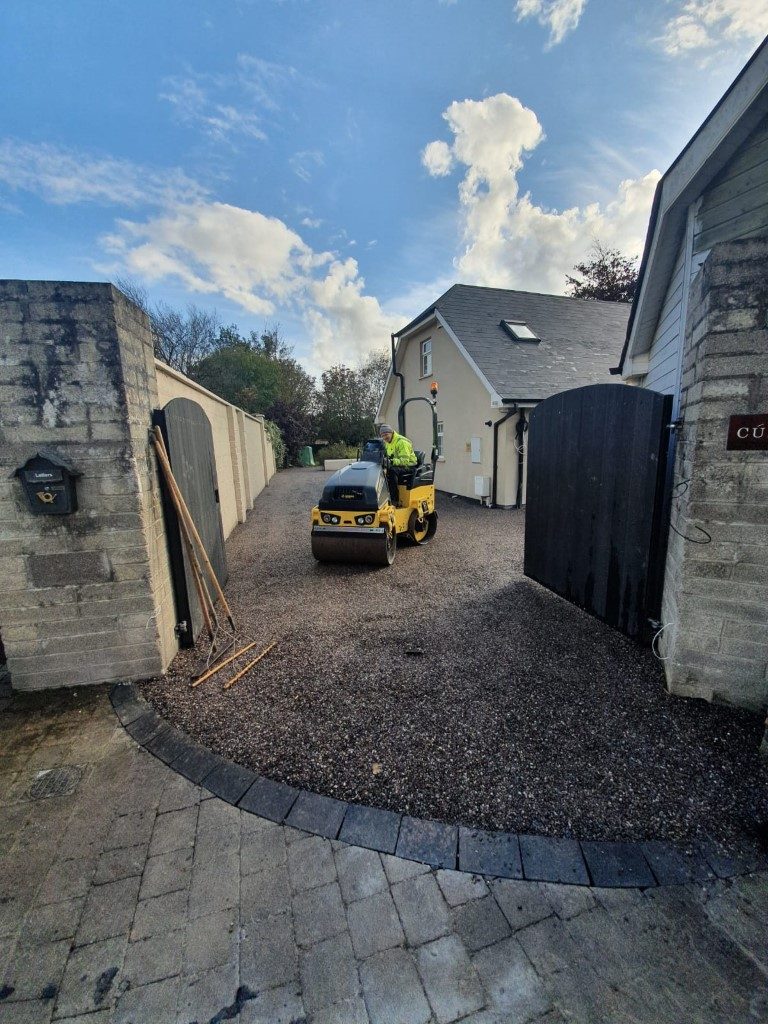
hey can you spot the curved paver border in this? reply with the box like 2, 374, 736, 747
110, 683, 768, 888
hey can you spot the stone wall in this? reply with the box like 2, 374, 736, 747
0, 281, 174, 689
660, 238, 768, 713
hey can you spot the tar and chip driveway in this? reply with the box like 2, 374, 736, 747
1, 686, 767, 1023
144, 469, 767, 847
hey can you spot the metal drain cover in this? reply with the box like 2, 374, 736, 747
27, 765, 84, 800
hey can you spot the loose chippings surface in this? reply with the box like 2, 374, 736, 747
141, 468, 768, 846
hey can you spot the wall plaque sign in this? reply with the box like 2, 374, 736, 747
727, 414, 768, 451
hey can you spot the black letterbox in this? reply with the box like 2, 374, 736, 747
13, 452, 81, 516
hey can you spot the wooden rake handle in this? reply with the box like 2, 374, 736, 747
152, 425, 236, 630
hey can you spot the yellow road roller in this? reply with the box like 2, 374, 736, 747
310, 385, 439, 566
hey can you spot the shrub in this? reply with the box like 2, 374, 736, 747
265, 419, 287, 468
316, 442, 359, 462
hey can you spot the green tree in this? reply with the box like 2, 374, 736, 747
566, 241, 639, 303
193, 343, 280, 412
317, 364, 374, 446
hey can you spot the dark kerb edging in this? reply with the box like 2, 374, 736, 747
110, 683, 768, 888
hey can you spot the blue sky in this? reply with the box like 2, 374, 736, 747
1, 1, 765, 374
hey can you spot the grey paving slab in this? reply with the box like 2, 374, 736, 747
125, 711, 164, 746
489, 878, 553, 932
0, 937, 70, 1003
183, 908, 238, 975
642, 841, 714, 885
338, 804, 402, 854
360, 947, 432, 1024
93, 843, 148, 886
698, 836, 768, 879
19, 896, 85, 946
299, 932, 359, 1013
453, 894, 511, 952
140, 847, 194, 900
75, 874, 141, 944
396, 816, 458, 869
130, 889, 189, 941
54, 935, 127, 1018
0, 1000, 54, 1024
293, 880, 347, 948
36, 857, 97, 905
391, 872, 451, 947
380, 852, 431, 885
175, 961, 239, 1024
335, 844, 388, 903
519, 834, 590, 885
539, 881, 598, 920
307, 994, 370, 1024
238, 776, 299, 822
347, 889, 405, 960
158, 775, 201, 814
472, 935, 552, 1019
188, 849, 240, 919
435, 869, 489, 907
240, 913, 298, 991
240, 822, 287, 875
459, 827, 523, 879
202, 760, 257, 805
103, 809, 155, 851
581, 840, 656, 888
112, 975, 180, 1024
170, 743, 221, 785
148, 806, 198, 857
285, 790, 348, 839
122, 929, 184, 986
288, 834, 338, 891
237, 981, 306, 1024
240, 861, 292, 921
416, 934, 485, 1023
143, 724, 189, 766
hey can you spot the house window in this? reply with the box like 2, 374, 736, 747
436, 420, 444, 458
421, 338, 432, 377
501, 320, 539, 341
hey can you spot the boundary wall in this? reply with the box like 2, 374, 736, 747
0, 280, 276, 691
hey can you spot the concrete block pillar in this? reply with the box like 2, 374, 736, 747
0, 280, 177, 690
659, 239, 768, 714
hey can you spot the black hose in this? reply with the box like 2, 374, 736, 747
391, 333, 406, 434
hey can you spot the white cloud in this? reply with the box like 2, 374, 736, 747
0, 140, 204, 208
515, 0, 587, 47
659, 0, 768, 55
101, 198, 400, 371
301, 216, 323, 228
423, 93, 660, 294
421, 140, 455, 177
161, 76, 267, 142
160, 55, 300, 143
290, 150, 325, 182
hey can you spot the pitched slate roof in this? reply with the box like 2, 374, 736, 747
399, 284, 630, 402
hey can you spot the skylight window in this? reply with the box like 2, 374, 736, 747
501, 320, 539, 341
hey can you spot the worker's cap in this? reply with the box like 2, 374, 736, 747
378, 423, 394, 435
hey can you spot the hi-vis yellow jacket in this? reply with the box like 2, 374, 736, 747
384, 431, 417, 467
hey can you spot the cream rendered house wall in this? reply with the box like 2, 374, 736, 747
380, 321, 502, 502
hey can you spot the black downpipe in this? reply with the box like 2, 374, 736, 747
490, 406, 517, 508
391, 333, 406, 435
515, 409, 527, 508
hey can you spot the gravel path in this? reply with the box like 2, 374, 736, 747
141, 468, 768, 845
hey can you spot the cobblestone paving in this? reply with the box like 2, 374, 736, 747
1, 687, 767, 1024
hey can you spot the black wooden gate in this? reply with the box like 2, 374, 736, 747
154, 398, 227, 646
524, 384, 673, 641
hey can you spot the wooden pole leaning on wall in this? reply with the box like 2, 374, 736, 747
152, 426, 236, 630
